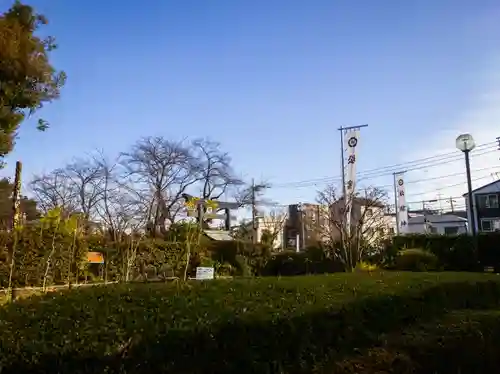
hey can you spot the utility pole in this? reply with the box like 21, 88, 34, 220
449, 197, 455, 212
251, 179, 257, 244
422, 199, 437, 233
298, 203, 306, 250
437, 193, 443, 212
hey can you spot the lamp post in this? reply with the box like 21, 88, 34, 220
456, 134, 477, 237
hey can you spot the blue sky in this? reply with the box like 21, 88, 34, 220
2, 0, 500, 210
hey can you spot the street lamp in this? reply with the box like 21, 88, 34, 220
455, 134, 477, 237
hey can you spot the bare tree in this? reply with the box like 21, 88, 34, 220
30, 169, 77, 215
316, 185, 389, 271
64, 157, 103, 220
120, 136, 198, 235
191, 138, 243, 199
259, 208, 288, 249
92, 153, 146, 240
234, 180, 270, 208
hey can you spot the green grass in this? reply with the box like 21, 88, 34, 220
1, 272, 500, 373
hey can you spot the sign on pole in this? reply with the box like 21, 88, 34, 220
87, 252, 105, 264
394, 172, 408, 234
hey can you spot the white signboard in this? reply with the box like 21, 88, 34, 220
395, 172, 408, 234
196, 267, 215, 280
344, 129, 360, 234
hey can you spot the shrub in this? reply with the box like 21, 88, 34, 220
390, 233, 500, 271
208, 240, 271, 276
356, 261, 378, 272
394, 248, 439, 271
2, 272, 500, 373
260, 248, 344, 276
333, 310, 500, 373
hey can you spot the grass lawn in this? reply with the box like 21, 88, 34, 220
1, 271, 500, 373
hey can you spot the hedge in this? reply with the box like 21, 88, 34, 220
332, 310, 500, 373
1, 272, 500, 373
390, 233, 500, 271
0, 227, 190, 288
261, 248, 344, 276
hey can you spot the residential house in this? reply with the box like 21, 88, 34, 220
286, 203, 329, 248
238, 215, 287, 250
406, 214, 468, 235
463, 180, 500, 233
286, 199, 393, 249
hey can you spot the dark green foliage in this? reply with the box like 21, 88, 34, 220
1, 273, 500, 373
0, 228, 191, 288
0, 2, 66, 159
0, 225, 88, 288
209, 240, 271, 275
388, 233, 500, 271
261, 248, 344, 276
332, 310, 500, 373
393, 248, 439, 271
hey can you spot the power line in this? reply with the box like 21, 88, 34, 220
272, 142, 497, 188
404, 173, 496, 198
372, 165, 500, 190
261, 172, 499, 209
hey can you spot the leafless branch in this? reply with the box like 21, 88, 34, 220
316, 184, 390, 271
120, 136, 198, 234
29, 169, 77, 215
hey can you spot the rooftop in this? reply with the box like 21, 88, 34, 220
463, 179, 500, 197
408, 214, 467, 225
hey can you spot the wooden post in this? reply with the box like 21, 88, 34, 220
7, 161, 22, 301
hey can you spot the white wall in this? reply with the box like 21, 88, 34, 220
255, 216, 286, 249
407, 222, 467, 235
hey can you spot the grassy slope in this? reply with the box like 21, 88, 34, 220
1, 272, 500, 373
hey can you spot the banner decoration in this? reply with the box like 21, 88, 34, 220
395, 172, 408, 233
344, 129, 360, 234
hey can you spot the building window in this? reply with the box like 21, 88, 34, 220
481, 219, 493, 232
444, 226, 459, 235
481, 219, 500, 232
477, 194, 499, 209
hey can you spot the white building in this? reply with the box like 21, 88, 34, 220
406, 214, 468, 235
239, 215, 287, 250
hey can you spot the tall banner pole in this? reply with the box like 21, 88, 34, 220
394, 171, 408, 234
344, 129, 360, 236
393, 173, 400, 235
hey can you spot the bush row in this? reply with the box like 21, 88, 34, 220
332, 310, 500, 373
390, 233, 500, 271
0, 223, 275, 288
1, 273, 500, 373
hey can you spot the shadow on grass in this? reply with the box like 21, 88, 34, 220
3, 281, 500, 374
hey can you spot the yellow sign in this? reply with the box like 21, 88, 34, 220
185, 198, 218, 211
87, 252, 105, 264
